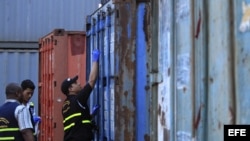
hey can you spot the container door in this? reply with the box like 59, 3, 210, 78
86, 2, 116, 141
234, 0, 250, 124
39, 29, 68, 141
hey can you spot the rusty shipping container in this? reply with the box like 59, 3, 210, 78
155, 0, 250, 140
85, 0, 250, 141
38, 29, 87, 141
86, 1, 150, 140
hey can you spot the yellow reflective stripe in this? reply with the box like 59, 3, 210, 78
0, 137, 15, 140
63, 113, 81, 123
64, 123, 75, 131
29, 102, 34, 106
0, 128, 19, 132
64, 120, 91, 131
82, 120, 91, 124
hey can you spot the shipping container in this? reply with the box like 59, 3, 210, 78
0, 0, 101, 42
38, 29, 87, 141
86, 0, 250, 141
0, 48, 39, 111
156, 0, 250, 140
86, 1, 141, 140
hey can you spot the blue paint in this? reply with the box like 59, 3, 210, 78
136, 3, 149, 141
105, 13, 112, 140
100, 19, 105, 31
106, 14, 111, 27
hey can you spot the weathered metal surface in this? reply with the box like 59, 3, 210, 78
157, 0, 172, 140
115, 1, 137, 141
0, 0, 100, 42
156, 0, 250, 141
86, 1, 116, 140
39, 30, 68, 141
86, 0, 149, 140
206, 1, 233, 140
234, 0, 250, 125
136, 3, 151, 141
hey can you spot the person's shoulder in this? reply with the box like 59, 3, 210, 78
15, 104, 29, 115
16, 104, 26, 110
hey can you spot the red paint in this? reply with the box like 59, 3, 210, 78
38, 29, 86, 141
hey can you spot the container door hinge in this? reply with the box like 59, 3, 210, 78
150, 73, 163, 85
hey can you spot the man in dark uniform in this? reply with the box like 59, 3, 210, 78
0, 83, 34, 141
61, 49, 100, 141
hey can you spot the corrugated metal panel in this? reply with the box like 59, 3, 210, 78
174, 0, 194, 140
39, 29, 87, 141
88, 1, 153, 141
206, 1, 232, 140
85, 0, 250, 140
0, 48, 39, 113
86, 1, 116, 140
157, 0, 173, 140
114, 1, 138, 140
0, 41, 38, 49
39, 30, 68, 141
234, 0, 250, 124
156, 0, 250, 141
0, 0, 101, 42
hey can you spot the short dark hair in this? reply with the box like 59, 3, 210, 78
5, 83, 22, 96
21, 79, 35, 90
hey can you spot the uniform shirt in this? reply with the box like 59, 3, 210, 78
10, 99, 33, 130
26, 102, 36, 116
0, 99, 33, 141
23, 102, 36, 133
62, 83, 93, 141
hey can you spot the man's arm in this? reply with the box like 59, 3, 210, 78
88, 50, 100, 88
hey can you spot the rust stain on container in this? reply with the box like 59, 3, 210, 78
209, 77, 214, 83
183, 87, 187, 93
161, 111, 166, 125
229, 106, 235, 124
194, 104, 202, 129
115, 1, 137, 140
158, 105, 162, 116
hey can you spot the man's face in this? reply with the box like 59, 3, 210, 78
22, 88, 34, 104
69, 82, 82, 94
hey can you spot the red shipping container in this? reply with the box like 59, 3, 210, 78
38, 29, 86, 141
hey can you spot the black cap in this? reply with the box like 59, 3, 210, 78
61, 75, 78, 95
